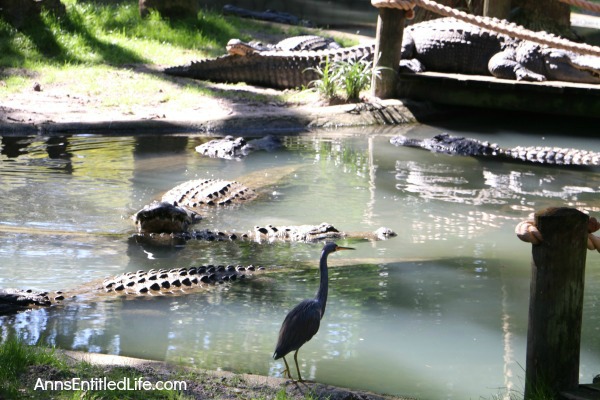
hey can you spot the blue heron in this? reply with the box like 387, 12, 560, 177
273, 242, 354, 381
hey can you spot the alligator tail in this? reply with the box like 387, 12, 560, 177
502, 146, 600, 166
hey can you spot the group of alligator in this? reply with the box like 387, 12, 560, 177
3, 16, 600, 315
3, 131, 600, 315
0, 136, 396, 315
165, 17, 600, 88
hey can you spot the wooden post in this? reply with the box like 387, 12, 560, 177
525, 207, 588, 398
371, 7, 406, 99
483, 0, 511, 20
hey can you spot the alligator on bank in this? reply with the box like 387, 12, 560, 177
164, 18, 600, 89
0, 264, 266, 315
390, 133, 600, 166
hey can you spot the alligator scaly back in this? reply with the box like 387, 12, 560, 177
161, 179, 257, 211
0, 265, 267, 315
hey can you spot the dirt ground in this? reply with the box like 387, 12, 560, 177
0, 62, 431, 136
46, 350, 415, 400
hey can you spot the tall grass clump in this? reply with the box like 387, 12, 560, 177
336, 55, 372, 102
307, 56, 340, 102
307, 55, 375, 103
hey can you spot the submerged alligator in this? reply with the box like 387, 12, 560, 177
0, 264, 266, 315
133, 222, 396, 245
132, 165, 396, 242
164, 18, 600, 89
391, 133, 600, 166
195, 135, 283, 160
133, 165, 296, 234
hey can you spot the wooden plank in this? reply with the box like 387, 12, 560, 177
396, 72, 600, 117
525, 208, 588, 398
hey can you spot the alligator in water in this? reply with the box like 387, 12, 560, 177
164, 18, 600, 89
133, 222, 396, 246
391, 133, 600, 166
195, 135, 283, 160
0, 264, 266, 315
133, 165, 298, 234
132, 165, 396, 241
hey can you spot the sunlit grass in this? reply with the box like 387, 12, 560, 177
0, 0, 342, 109
0, 0, 246, 68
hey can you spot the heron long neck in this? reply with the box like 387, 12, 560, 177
315, 249, 329, 319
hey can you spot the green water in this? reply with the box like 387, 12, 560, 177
0, 121, 599, 399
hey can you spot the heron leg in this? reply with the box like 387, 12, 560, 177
282, 356, 292, 379
293, 349, 303, 382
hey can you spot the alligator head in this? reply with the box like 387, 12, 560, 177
539, 48, 600, 84
133, 201, 200, 234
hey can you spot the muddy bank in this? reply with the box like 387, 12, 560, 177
50, 350, 415, 400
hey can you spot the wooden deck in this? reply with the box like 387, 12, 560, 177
396, 71, 600, 118
562, 383, 600, 400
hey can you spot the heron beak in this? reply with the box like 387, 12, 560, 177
335, 245, 355, 251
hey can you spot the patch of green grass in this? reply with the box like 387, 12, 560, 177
0, 0, 245, 68
0, 337, 191, 399
0, 336, 69, 398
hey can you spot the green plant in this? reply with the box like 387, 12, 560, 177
306, 54, 381, 103
306, 56, 340, 101
335, 55, 372, 102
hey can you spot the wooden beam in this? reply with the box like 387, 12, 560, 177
525, 207, 588, 398
371, 7, 405, 99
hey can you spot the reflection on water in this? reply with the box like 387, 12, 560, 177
1, 125, 599, 400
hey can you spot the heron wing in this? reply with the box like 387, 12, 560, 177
273, 299, 321, 359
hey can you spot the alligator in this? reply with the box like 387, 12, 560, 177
390, 133, 600, 166
133, 165, 299, 234
164, 18, 600, 89
226, 36, 340, 56
195, 135, 283, 160
133, 179, 256, 234
0, 264, 266, 315
133, 222, 396, 245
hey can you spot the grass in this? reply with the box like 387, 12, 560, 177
0, 337, 329, 400
0, 336, 190, 399
0, 0, 242, 68
0, 0, 335, 109
307, 55, 374, 103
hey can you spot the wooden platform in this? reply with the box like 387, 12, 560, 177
396, 71, 600, 118
562, 383, 600, 400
